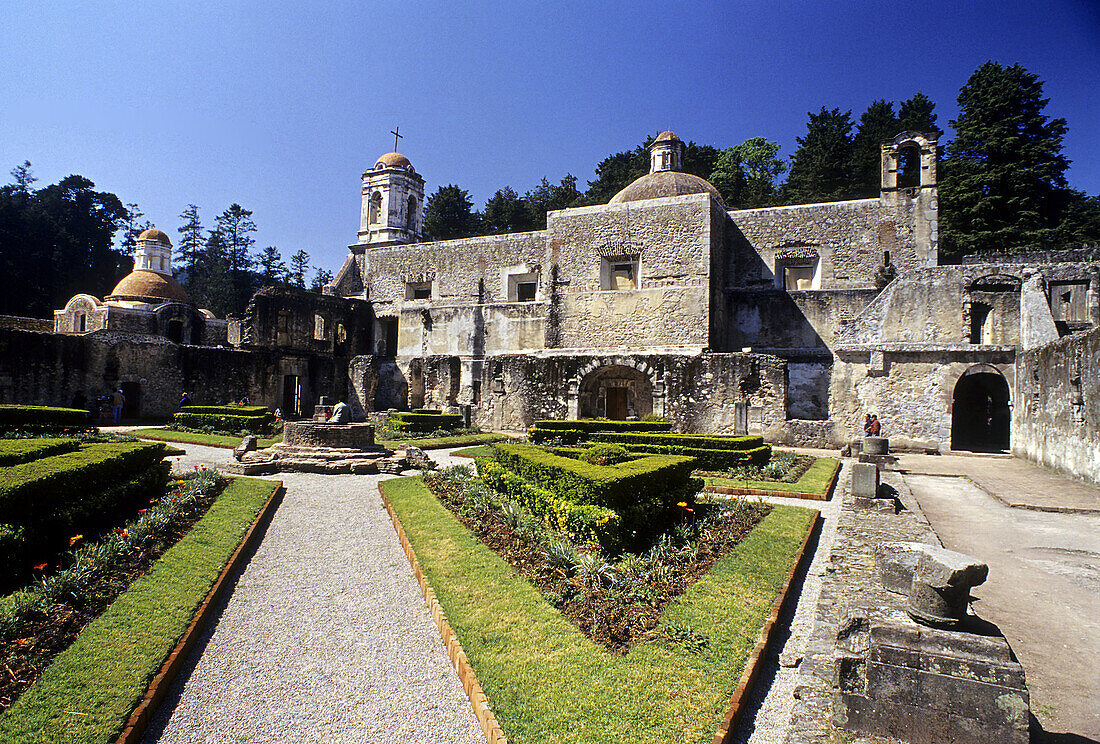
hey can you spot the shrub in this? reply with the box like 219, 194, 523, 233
581, 444, 631, 466
0, 442, 170, 580
389, 411, 464, 434
0, 438, 81, 466
0, 405, 91, 434
613, 443, 771, 470
531, 420, 674, 433
173, 410, 273, 435
0, 523, 27, 575
590, 432, 765, 450
412, 408, 442, 414
178, 405, 270, 416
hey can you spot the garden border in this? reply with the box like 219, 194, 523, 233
113, 480, 285, 744
379, 478, 822, 744
710, 510, 822, 743
378, 481, 508, 744
704, 458, 841, 502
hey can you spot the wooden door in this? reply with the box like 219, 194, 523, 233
606, 388, 628, 420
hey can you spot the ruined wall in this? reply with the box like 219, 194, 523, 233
0, 328, 346, 420
729, 197, 926, 289
723, 289, 878, 351
396, 302, 547, 358
830, 346, 1016, 450
1, 315, 53, 332
242, 285, 373, 357
1013, 327, 1100, 483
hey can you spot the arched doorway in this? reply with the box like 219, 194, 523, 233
578, 365, 653, 420
951, 366, 1010, 452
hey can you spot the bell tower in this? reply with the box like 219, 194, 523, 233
134, 228, 173, 275
357, 142, 425, 247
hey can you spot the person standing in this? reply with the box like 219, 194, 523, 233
869, 414, 882, 437
863, 413, 873, 437
179, 392, 192, 409
111, 389, 126, 424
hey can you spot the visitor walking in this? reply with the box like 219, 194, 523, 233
179, 392, 192, 409
111, 389, 126, 424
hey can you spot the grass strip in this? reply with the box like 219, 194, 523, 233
0, 477, 278, 744
131, 428, 282, 449
378, 432, 511, 450
451, 445, 494, 458
704, 456, 840, 496
381, 476, 815, 744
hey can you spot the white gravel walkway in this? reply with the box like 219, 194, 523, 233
142, 443, 484, 744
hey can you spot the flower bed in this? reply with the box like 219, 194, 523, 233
424, 466, 770, 653
0, 468, 225, 711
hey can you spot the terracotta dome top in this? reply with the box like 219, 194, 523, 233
137, 228, 172, 245
653, 131, 681, 143
375, 152, 412, 168
107, 270, 191, 304
609, 170, 725, 207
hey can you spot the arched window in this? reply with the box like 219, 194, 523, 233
369, 192, 382, 224
314, 314, 326, 340
75, 312, 86, 332
407, 195, 417, 232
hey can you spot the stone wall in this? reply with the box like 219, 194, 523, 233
729, 197, 927, 290
831, 346, 1016, 450
0, 315, 52, 332
241, 285, 374, 357
1013, 326, 1100, 483
0, 327, 347, 420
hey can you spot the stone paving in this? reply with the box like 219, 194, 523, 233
141, 443, 484, 744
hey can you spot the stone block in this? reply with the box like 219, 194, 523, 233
283, 421, 376, 448
850, 462, 879, 499
875, 541, 929, 594
908, 547, 988, 628
233, 434, 258, 461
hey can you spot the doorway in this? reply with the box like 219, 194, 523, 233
951, 368, 1010, 452
120, 381, 141, 421
606, 388, 628, 420
282, 375, 302, 418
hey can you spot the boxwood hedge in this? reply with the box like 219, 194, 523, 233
173, 409, 274, 434
0, 438, 81, 467
389, 411, 464, 433
0, 405, 91, 434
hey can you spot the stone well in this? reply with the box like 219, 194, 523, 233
282, 421, 376, 449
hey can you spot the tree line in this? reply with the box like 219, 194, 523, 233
0, 175, 332, 318
424, 61, 1099, 261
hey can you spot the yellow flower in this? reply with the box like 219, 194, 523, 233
69, 534, 83, 547
13, 638, 30, 645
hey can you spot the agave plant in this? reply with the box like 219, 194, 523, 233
543, 539, 577, 572
573, 552, 620, 589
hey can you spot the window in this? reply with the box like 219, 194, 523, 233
277, 311, 291, 345
601, 256, 639, 291
407, 195, 417, 232
783, 265, 815, 291
75, 313, 86, 332
167, 319, 184, 344
405, 281, 432, 300
970, 303, 992, 344
379, 318, 398, 356
507, 271, 539, 302
314, 314, 326, 340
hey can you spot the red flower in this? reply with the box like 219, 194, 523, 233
138, 509, 147, 514
32, 562, 47, 571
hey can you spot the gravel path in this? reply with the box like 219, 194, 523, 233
142, 443, 484, 744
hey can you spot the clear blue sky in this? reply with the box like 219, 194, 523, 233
2, 0, 1097, 276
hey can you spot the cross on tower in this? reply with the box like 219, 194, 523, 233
390, 126, 402, 153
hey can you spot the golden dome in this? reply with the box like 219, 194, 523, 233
609, 170, 725, 207
107, 270, 191, 304
653, 131, 681, 143
138, 228, 172, 245
375, 152, 412, 168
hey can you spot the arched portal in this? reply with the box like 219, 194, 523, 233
951, 366, 1010, 452
578, 365, 653, 420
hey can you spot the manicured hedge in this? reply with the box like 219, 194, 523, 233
476, 458, 622, 545
0, 442, 170, 576
486, 443, 699, 546
0, 405, 91, 434
614, 443, 771, 470
389, 411, 464, 433
412, 408, 442, 414
590, 432, 765, 450
178, 405, 271, 417
0, 438, 81, 467
173, 411, 274, 434
532, 420, 674, 433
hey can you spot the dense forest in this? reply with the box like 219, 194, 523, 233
2, 61, 1097, 319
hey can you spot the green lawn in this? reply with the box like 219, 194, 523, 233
378, 432, 512, 450
0, 477, 278, 744
450, 444, 495, 458
703, 456, 840, 497
381, 476, 815, 744
131, 428, 282, 448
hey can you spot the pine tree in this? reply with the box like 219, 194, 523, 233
525, 175, 580, 229
258, 246, 287, 286
940, 62, 1071, 258
310, 268, 334, 293
193, 229, 231, 314
10, 161, 35, 195
120, 203, 146, 254
289, 250, 311, 288
849, 100, 899, 198
423, 185, 480, 240
482, 187, 532, 234
784, 108, 854, 204
215, 204, 258, 312
176, 204, 204, 285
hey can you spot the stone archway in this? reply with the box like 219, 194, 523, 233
578, 365, 654, 420
951, 365, 1011, 452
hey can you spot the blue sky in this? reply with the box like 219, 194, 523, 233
2, 0, 1097, 276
